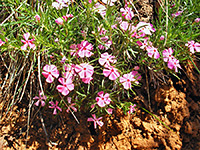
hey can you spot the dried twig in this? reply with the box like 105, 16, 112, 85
37, 52, 46, 100
129, 0, 141, 20
145, 66, 152, 112
38, 112, 58, 147
25, 76, 34, 148
60, 94, 80, 124
18, 55, 33, 103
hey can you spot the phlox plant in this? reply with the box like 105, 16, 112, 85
0, 0, 199, 130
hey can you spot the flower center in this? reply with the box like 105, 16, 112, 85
48, 72, 51, 74
127, 79, 130, 82
83, 68, 86, 70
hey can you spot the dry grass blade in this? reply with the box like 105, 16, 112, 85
129, 0, 141, 20
18, 55, 34, 103
145, 66, 152, 112
1, 56, 12, 96
25, 68, 34, 149
6, 73, 22, 118
37, 52, 45, 100
38, 112, 58, 147
0, 53, 8, 70
60, 94, 80, 124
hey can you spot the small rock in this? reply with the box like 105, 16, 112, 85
185, 122, 193, 134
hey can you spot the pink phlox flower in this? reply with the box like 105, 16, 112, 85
52, 0, 70, 10
131, 71, 141, 84
195, 18, 200, 23
146, 46, 160, 59
170, 3, 175, 8
33, 91, 46, 107
66, 97, 77, 113
57, 77, 74, 96
134, 66, 140, 70
107, 108, 113, 114
98, 36, 112, 50
105, 40, 112, 49
91, 104, 96, 109
49, 101, 62, 115
98, 27, 107, 35
88, 0, 92, 4
162, 48, 174, 62
81, 30, 87, 38
77, 41, 93, 57
101, 0, 117, 6
103, 64, 120, 80
119, 72, 135, 89
69, 44, 78, 56
42, 64, 59, 83
120, 7, 134, 20
55, 38, 59, 42
131, 31, 145, 38
100, 36, 109, 42
160, 35, 165, 40
111, 24, 117, 29
136, 40, 149, 49
64, 64, 76, 78
60, 55, 66, 64
96, 91, 111, 107
127, 104, 136, 114
49, 53, 55, 59
124, 0, 131, 7
136, 22, 156, 35
93, 3, 107, 18
62, 14, 73, 21
35, 14, 40, 22
82, 76, 93, 84
21, 32, 36, 50
75, 63, 94, 79
98, 42, 112, 50
99, 52, 116, 66
129, 25, 137, 34
172, 11, 183, 17
116, 17, 122, 24
87, 114, 104, 129
120, 21, 129, 31
185, 40, 200, 53
167, 58, 181, 72
0, 39, 5, 46
98, 44, 105, 50
55, 18, 63, 25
